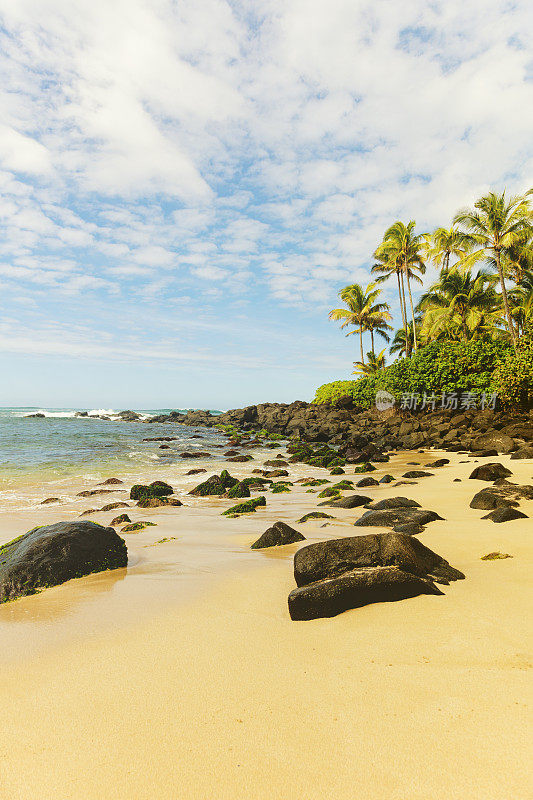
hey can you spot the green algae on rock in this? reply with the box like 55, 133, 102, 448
222, 496, 267, 516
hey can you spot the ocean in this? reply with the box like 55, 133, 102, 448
0, 407, 225, 489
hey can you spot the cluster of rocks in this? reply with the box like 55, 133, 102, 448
287, 532, 465, 620
134, 399, 533, 454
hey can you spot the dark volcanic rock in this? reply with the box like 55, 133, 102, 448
110, 514, 131, 526
77, 489, 117, 497
251, 522, 305, 549
100, 502, 130, 512
426, 458, 450, 468
98, 478, 124, 485
510, 446, 533, 460
293, 531, 464, 588
469, 488, 518, 510
136, 497, 183, 508
354, 508, 443, 529
469, 463, 513, 481
365, 497, 422, 511
402, 470, 434, 478
187, 468, 207, 475
392, 522, 425, 535
41, 497, 60, 505
320, 494, 371, 509
130, 481, 174, 500
471, 432, 516, 454
226, 455, 253, 462
482, 507, 529, 523
288, 566, 442, 620
356, 477, 379, 487
379, 474, 394, 484
0, 521, 127, 603
189, 471, 238, 496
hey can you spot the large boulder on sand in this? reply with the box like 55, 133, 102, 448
320, 494, 371, 509
251, 522, 305, 549
288, 566, 443, 620
469, 463, 513, 481
482, 507, 529, 523
471, 432, 516, 454
293, 532, 464, 588
353, 508, 443, 529
364, 497, 421, 511
510, 446, 533, 460
0, 521, 128, 603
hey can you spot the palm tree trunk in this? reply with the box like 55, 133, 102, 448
406, 271, 418, 352
370, 328, 375, 357
396, 270, 407, 335
399, 271, 410, 355
496, 250, 518, 350
359, 325, 364, 364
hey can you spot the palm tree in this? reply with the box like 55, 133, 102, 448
374, 221, 426, 354
418, 267, 501, 342
371, 249, 408, 352
508, 269, 533, 336
453, 190, 533, 349
423, 226, 470, 270
504, 233, 533, 284
389, 321, 419, 357
352, 349, 386, 376
329, 283, 390, 364
366, 312, 393, 356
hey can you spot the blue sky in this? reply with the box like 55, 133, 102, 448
0, 0, 531, 409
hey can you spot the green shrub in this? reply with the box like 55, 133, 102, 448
314, 338, 511, 410
313, 380, 356, 405
493, 326, 533, 408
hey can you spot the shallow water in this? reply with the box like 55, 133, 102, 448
0, 406, 225, 496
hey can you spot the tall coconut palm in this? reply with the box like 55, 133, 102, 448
453, 190, 533, 349
371, 248, 409, 352
389, 320, 420, 357
375, 221, 426, 354
418, 267, 501, 342
328, 283, 390, 365
423, 226, 470, 270
504, 233, 533, 284
352, 349, 386, 376
508, 269, 533, 335
366, 312, 393, 356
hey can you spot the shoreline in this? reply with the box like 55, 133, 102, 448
0, 427, 531, 798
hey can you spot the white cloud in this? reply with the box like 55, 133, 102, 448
0, 0, 530, 384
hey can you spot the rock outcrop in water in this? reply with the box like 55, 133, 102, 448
0, 521, 127, 603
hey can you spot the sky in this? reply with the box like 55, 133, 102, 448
0, 0, 531, 410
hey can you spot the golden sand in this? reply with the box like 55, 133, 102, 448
0, 450, 531, 799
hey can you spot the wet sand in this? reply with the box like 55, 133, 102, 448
0, 447, 531, 799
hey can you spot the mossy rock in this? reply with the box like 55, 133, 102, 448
317, 487, 342, 498
302, 479, 330, 487
121, 521, 156, 532
298, 512, 335, 523
353, 463, 377, 473
130, 481, 173, 500
226, 481, 251, 499
110, 514, 131, 526
189, 471, 238, 497
332, 480, 354, 490
271, 483, 291, 493
481, 552, 513, 560
329, 467, 345, 475
222, 496, 267, 516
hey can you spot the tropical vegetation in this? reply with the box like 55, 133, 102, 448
322, 188, 533, 409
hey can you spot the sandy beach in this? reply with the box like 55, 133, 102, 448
0, 444, 531, 800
